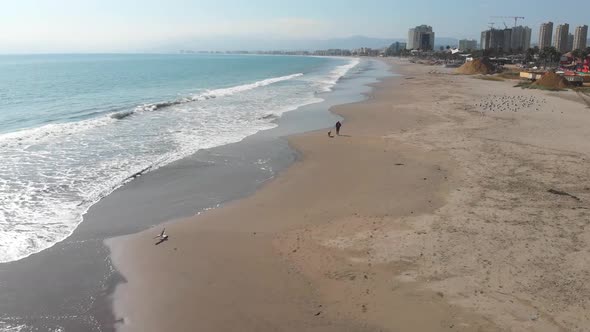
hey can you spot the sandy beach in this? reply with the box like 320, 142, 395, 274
108, 59, 590, 332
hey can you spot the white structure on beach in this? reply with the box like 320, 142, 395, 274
407, 25, 435, 51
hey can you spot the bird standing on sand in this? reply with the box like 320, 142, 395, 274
154, 228, 169, 245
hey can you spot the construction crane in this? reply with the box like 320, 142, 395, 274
491, 16, 525, 27
488, 22, 496, 29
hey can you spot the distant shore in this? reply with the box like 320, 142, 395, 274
108, 58, 590, 331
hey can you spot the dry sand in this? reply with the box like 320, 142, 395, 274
456, 58, 495, 75
108, 59, 590, 332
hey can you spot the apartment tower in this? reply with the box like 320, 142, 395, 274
573, 25, 588, 50
554, 23, 570, 53
407, 25, 435, 50
538, 22, 553, 49
510, 26, 532, 51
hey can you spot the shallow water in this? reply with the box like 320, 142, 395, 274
0, 54, 358, 263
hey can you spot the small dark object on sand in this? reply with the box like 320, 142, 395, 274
328, 130, 333, 138
548, 189, 581, 201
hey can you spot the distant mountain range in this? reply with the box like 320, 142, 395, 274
150, 35, 460, 53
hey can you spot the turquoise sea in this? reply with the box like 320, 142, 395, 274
0, 54, 359, 263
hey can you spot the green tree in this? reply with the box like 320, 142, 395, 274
571, 49, 583, 60
471, 50, 482, 58
524, 48, 536, 64
539, 47, 561, 68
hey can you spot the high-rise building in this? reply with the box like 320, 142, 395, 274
502, 29, 512, 51
554, 23, 570, 53
480, 30, 491, 50
573, 25, 588, 50
567, 33, 574, 52
538, 22, 554, 49
387, 42, 407, 55
459, 39, 477, 51
510, 26, 532, 51
480, 29, 508, 51
407, 25, 435, 50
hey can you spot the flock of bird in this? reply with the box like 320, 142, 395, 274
475, 94, 548, 113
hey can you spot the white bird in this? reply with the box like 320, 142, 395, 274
154, 228, 169, 244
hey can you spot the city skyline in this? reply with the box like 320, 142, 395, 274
1, 0, 590, 53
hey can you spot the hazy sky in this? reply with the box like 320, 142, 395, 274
1, 0, 589, 53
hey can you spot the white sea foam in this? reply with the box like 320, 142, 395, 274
0, 58, 359, 264
118, 73, 305, 117
192, 73, 304, 100
319, 58, 360, 92
0, 321, 27, 332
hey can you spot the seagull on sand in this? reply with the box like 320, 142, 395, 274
154, 228, 169, 245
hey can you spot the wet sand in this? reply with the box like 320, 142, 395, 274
108, 59, 590, 331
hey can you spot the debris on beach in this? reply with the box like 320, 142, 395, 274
456, 58, 494, 75
474, 95, 545, 113
547, 189, 581, 201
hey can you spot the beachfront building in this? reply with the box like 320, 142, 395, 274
573, 25, 588, 50
554, 23, 570, 53
510, 26, 532, 52
407, 25, 435, 51
459, 39, 477, 51
502, 29, 512, 51
480, 29, 510, 52
313, 49, 351, 56
538, 22, 554, 49
480, 30, 491, 50
567, 33, 574, 52
387, 42, 407, 55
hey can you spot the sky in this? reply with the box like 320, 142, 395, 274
1, 0, 589, 53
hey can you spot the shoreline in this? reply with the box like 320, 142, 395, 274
109, 58, 590, 331
105, 61, 397, 331
0, 58, 386, 332
107, 59, 496, 331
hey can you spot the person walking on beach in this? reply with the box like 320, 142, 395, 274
335, 121, 342, 136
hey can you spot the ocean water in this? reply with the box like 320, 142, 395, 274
0, 54, 359, 264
